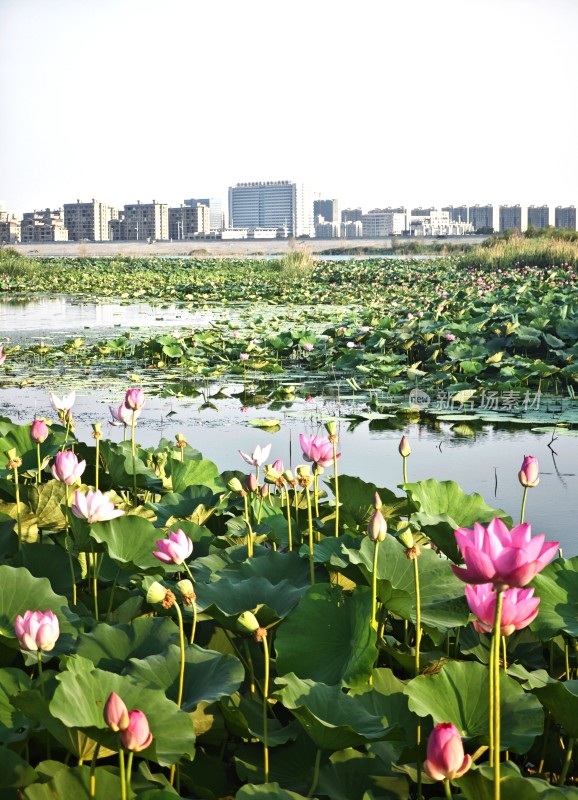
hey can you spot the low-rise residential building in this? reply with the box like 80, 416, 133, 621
63, 199, 113, 241
20, 209, 68, 242
168, 204, 210, 239
0, 205, 20, 243
361, 209, 406, 237
110, 201, 169, 241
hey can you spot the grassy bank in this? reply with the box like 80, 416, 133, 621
459, 230, 578, 269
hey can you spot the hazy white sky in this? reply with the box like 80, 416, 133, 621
1, 0, 577, 217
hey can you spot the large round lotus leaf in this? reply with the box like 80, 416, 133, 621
455, 761, 578, 800
147, 486, 221, 529
532, 678, 578, 737
404, 660, 543, 753
317, 748, 409, 800
196, 550, 310, 629
99, 440, 162, 492
26, 480, 67, 531
75, 617, 180, 671
0, 565, 79, 652
275, 584, 377, 688
170, 456, 224, 494
530, 557, 578, 640
236, 783, 312, 800
89, 515, 166, 572
403, 479, 511, 562
0, 668, 36, 745
343, 536, 469, 636
21, 764, 126, 800
12, 542, 80, 597
273, 673, 394, 751
326, 475, 406, 532
50, 657, 195, 766
0, 744, 37, 789
125, 643, 244, 711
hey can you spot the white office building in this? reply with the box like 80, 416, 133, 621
228, 181, 315, 238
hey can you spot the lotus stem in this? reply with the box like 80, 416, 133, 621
332, 437, 340, 537
283, 485, 293, 551
131, 415, 137, 506
119, 750, 127, 800
520, 485, 528, 524
91, 544, 98, 619
403, 455, 408, 485
371, 540, 380, 630
12, 461, 22, 550
307, 749, 321, 798
489, 632, 495, 766
305, 484, 315, 585
125, 751, 134, 800
36, 442, 42, 485
444, 777, 452, 799
89, 743, 100, 799
243, 493, 254, 557
37, 652, 45, 700
183, 562, 198, 645
313, 471, 320, 520
559, 737, 575, 785
492, 589, 504, 800
502, 635, 507, 671
173, 602, 186, 709
414, 556, 422, 677
262, 634, 270, 783
66, 485, 77, 606
95, 437, 100, 492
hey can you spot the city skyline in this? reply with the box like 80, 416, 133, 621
1, 0, 577, 218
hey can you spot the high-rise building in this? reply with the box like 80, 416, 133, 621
184, 197, 224, 231
442, 205, 469, 224
314, 198, 339, 223
228, 181, 314, 238
527, 205, 554, 229
468, 204, 497, 233
555, 206, 577, 231
361, 209, 406, 237
63, 199, 113, 241
118, 201, 169, 241
341, 208, 363, 223
168, 204, 210, 239
20, 209, 68, 242
499, 205, 527, 232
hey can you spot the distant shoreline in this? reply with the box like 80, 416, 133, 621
9, 236, 488, 259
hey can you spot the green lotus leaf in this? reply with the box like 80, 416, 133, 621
405, 660, 543, 752
98, 440, 162, 492
22, 765, 125, 800
170, 456, 224, 494
125, 643, 244, 711
532, 678, 578, 737
275, 584, 377, 688
273, 673, 394, 751
325, 475, 406, 533
456, 761, 578, 800
12, 542, 80, 597
0, 745, 37, 789
0, 668, 36, 745
26, 480, 67, 530
89, 515, 165, 572
146, 486, 221, 528
50, 658, 196, 766
317, 748, 409, 800
75, 617, 180, 670
403, 479, 512, 562
235, 783, 313, 800
530, 557, 578, 640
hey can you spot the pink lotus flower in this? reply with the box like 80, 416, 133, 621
246, 473, 258, 492
302, 342, 314, 352
445, 333, 456, 341
49, 391, 76, 414
239, 443, 272, 467
465, 583, 540, 636
14, 609, 60, 652
153, 529, 193, 565
299, 434, 340, 469
71, 490, 125, 524
109, 403, 140, 427
119, 709, 153, 752
424, 722, 472, 781
0, 345, 6, 366
398, 435, 411, 457
518, 455, 539, 488
104, 691, 129, 731
367, 509, 387, 543
51, 450, 86, 485
30, 419, 49, 444
124, 388, 145, 411
452, 518, 558, 589
239, 352, 249, 361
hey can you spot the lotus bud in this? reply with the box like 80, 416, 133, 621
119, 709, 153, 752
260, 484, 268, 498
146, 581, 168, 605
227, 477, 244, 493
518, 455, 539, 488
30, 419, 49, 444
104, 691, 129, 732
373, 492, 383, 510
367, 509, 387, 543
237, 610, 260, 634
245, 473, 258, 493
399, 435, 411, 458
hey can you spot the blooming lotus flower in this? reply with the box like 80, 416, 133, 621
239, 443, 272, 467
153, 529, 193, 565
239, 352, 249, 361
104, 692, 129, 731
452, 518, 558, 589
119, 709, 153, 752
299, 434, 340, 469
0, 345, 6, 366
302, 342, 314, 351
49, 391, 76, 414
51, 450, 86, 485
109, 403, 140, 427
14, 609, 60, 652
30, 419, 49, 444
71, 490, 125, 524
124, 388, 145, 411
424, 722, 472, 781
518, 455, 539, 488
445, 333, 456, 341
465, 583, 540, 636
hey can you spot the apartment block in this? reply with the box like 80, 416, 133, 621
63, 199, 113, 241
527, 205, 554, 229
168, 204, 211, 239
115, 201, 169, 241
0, 205, 20, 243
442, 205, 469, 224
315, 221, 341, 238
314, 198, 339, 223
341, 207, 363, 223
228, 181, 314, 238
468, 204, 497, 233
20, 209, 68, 242
184, 197, 224, 231
361, 210, 406, 237
499, 205, 527, 232
555, 206, 577, 231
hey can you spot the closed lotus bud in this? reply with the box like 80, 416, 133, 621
518, 455, 539, 488
260, 484, 268, 498
399, 435, 411, 458
367, 509, 387, 543
104, 691, 129, 732
373, 492, 383, 510
246, 473, 258, 493
227, 477, 244, 493
30, 419, 49, 444
146, 581, 168, 605
237, 610, 260, 634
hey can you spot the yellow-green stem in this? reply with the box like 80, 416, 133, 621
307, 749, 322, 798
313, 471, 320, 520
243, 494, 253, 557
332, 439, 340, 537
119, 750, 127, 800
444, 777, 452, 799
36, 443, 42, 485
131, 415, 137, 505
95, 438, 100, 492
414, 556, 421, 677
305, 485, 315, 585
283, 486, 293, 551
489, 632, 495, 766
520, 485, 528, 524
125, 751, 134, 800
492, 589, 504, 800
13, 464, 22, 550
89, 743, 100, 800
371, 541, 380, 630
174, 602, 186, 708
66, 485, 77, 606
403, 455, 408, 485
559, 737, 575, 785
262, 635, 270, 783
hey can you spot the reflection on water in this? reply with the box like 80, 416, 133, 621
1, 384, 576, 555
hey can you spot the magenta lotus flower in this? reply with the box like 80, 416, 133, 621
153, 529, 193, 565
0, 345, 6, 366
14, 609, 60, 652
424, 722, 472, 781
30, 419, 49, 444
239, 443, 272, 467
518, 455, 539, 488
445, 333, 456, 341
452, 518, 558, 589
119, 709, 153, 752
51, 450, 86, 485
109, 403, 140, 427
124, 388, 145, 411
299, 434, 340, 469
239, 352, 249, 361
49, 391, 76, 414
465, 583, 540, 636
104, 691, 129, 731
71, 490, 125, 524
